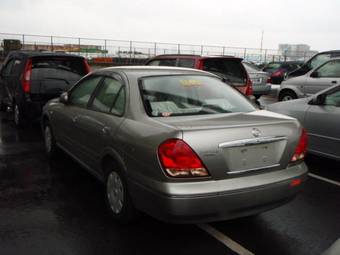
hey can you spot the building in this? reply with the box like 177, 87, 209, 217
278, 44, 318, 60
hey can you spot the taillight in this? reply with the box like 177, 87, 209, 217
291, 128, 308, 162
158, 139, 209, 178
83, 59, 91, 73
22, 59, 32, 93
245, 79, 253, 96
197, 59, 204, 70
267, 77, 272, 84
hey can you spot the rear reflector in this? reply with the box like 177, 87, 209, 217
291, 128, 308, 162
158, 139, 209, 178
22, 59, 32, 93
290, 178, 302, 187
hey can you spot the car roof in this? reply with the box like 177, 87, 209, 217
7, 50, 84, 59
92, 65, 220, 77
148, 54, 242, 61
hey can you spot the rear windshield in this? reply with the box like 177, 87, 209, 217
243, 62, 260, 72
201, 59, 247, 85
31, 57, 88, 76
264, 63, 281, 70
140, 75, 255, 117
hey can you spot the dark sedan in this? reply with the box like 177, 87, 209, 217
42, 66, 308, 223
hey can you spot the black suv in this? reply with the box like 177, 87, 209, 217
0, 51, 90, 126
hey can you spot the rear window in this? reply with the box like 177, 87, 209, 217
201, 59, 247, 85
178, 59, 195, 68
147, 59, 176, 66
31, 57, 88, 76
140, 75, 255, 117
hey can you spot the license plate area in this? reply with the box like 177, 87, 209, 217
222, 140, 286, 174
251, 78, 262, 84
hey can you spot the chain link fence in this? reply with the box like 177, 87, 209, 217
0, 32, 317, 65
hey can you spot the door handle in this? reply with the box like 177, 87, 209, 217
102, 126, 111, 135
331, 81, 337, 84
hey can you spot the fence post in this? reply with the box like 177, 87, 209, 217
264, 49, 267, 63
178, 44, 180, 54
51, 36, 54, 52
129, 41, 132, 63
201, 45, 204, 55
222, 47, 225, 55
154, 42, 157, 56
244, 48, 247, 59
22, 34, 25, 50
104, 39, 107, 57
78, 38, 81, 56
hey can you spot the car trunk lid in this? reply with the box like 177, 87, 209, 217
156, 110, 300, 179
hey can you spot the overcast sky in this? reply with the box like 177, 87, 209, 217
0, 0, 339, 51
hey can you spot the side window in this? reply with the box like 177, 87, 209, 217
317, 60, 340, 78
112, 87, 125, 115
178, 59, 195, 68
90, 77, 124, 114
69, 76, 102, 107
2, 59, 15, 76
325, 90, 340, 107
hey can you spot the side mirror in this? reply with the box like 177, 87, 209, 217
309, 94, 326, 105
59, 92, 69, 104
310, 71, 319, 78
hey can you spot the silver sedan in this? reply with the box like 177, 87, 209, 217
42, 66, 308, 223
268, 84, 340, 161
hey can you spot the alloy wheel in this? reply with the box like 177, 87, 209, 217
107, 171, 124, 214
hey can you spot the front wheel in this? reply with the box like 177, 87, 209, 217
44, 124, 59, 158
105, 167, 138, 224
279, 91, 297, 101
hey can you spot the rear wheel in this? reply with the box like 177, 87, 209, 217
13, 103, 26, 127
279, 90, 297, 101
105, 164, 138, 223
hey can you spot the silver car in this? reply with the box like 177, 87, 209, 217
279, 58, 340, 101
268, 84, 340, 161
42, 66, 308, 223
243, 61, 271, 99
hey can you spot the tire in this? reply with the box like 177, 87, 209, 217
279, 90, 297, 101
43, 123, 59, 159
105, 164, 138, 224
13, 103, 26, 127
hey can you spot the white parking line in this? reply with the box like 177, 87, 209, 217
197, 223, 254, 255
308, 173, 340, 187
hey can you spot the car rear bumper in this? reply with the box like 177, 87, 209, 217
129, 162, 308, 223
253, 84, 272, 96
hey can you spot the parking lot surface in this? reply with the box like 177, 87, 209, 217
0, 95, 339, 255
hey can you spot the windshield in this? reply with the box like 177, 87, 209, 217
309, 53, 332, 69
140, 75, 255, 117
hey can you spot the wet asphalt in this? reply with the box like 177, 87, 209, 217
0, 95, 339, 255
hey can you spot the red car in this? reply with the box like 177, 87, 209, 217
145, 55, 253, 96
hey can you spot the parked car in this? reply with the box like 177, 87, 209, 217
145, 54, 253, 96
42, 66, 307, 223
288, 50, 340, 78
268, 84, 340, 161
262, 61, 302, 84
278, 58, 340, 101
242, 61, 271, 99
0, 51, 90, 126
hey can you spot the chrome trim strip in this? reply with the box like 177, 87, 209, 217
218, 136, 286, 148
227, 164, 281, 175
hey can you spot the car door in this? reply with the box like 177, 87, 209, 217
304, 60, 340, 96
53, 75, 103, 156
303, 86, 340, 159
72, 75, 126, 172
